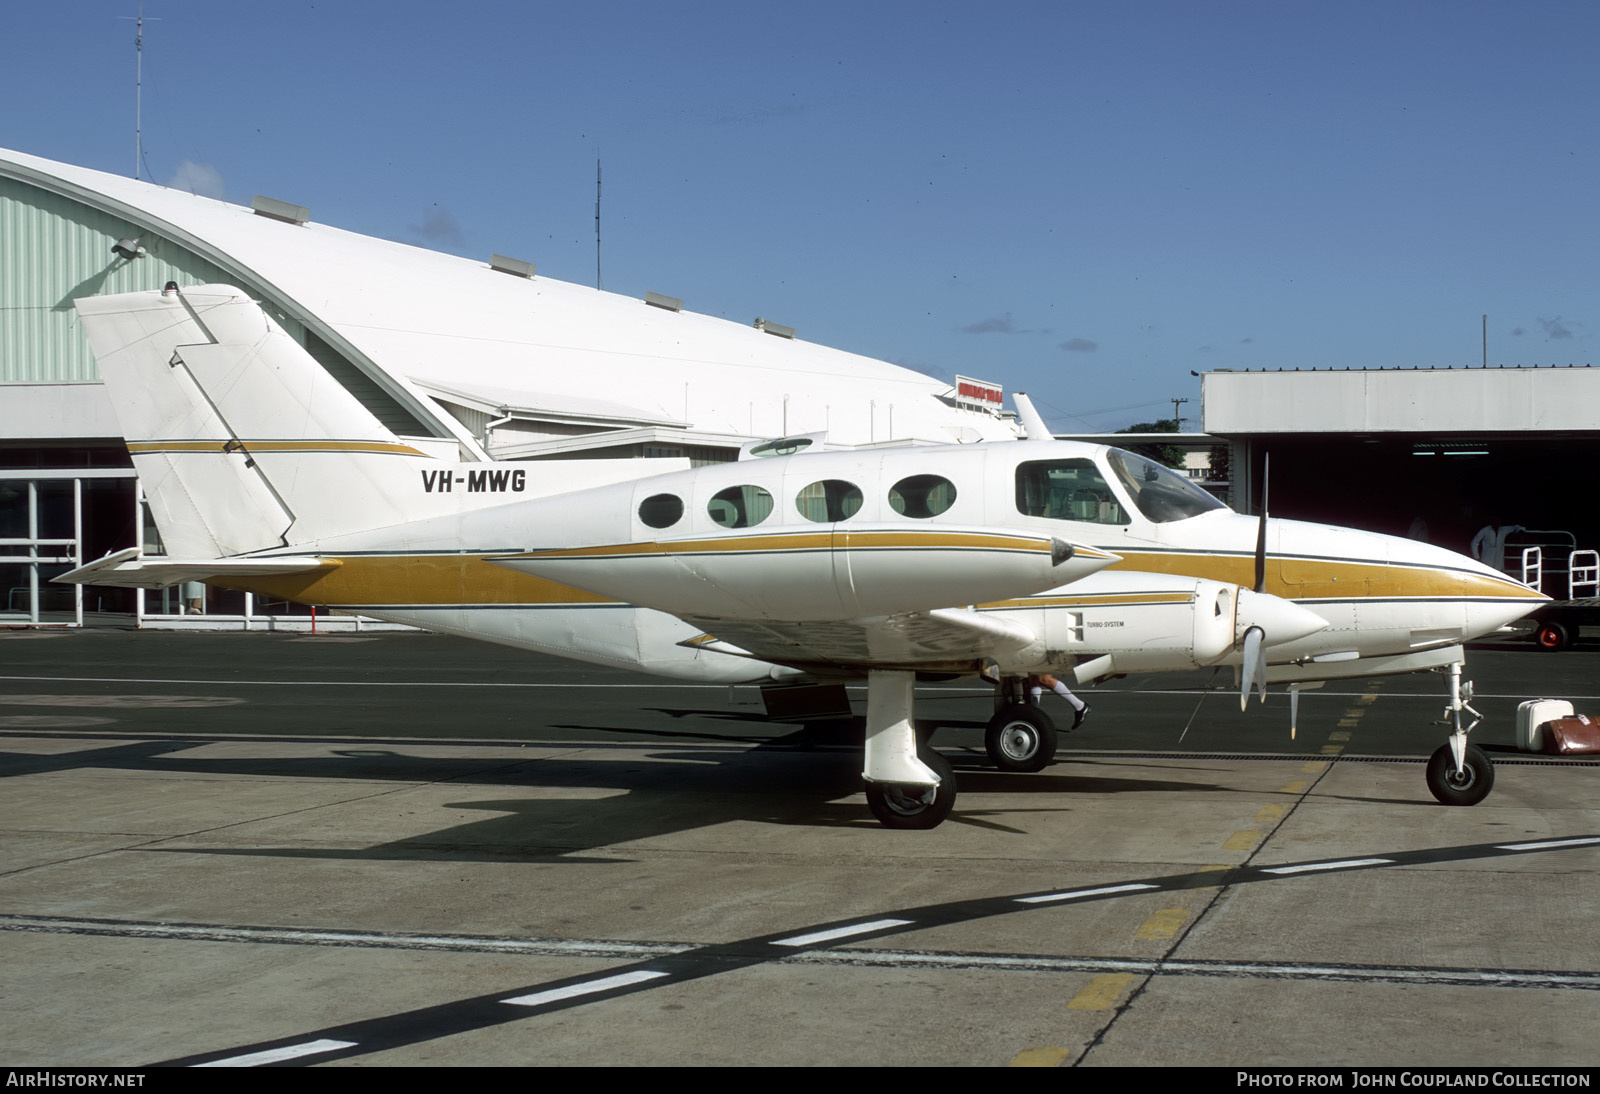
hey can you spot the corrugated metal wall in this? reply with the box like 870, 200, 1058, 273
0, 176, 440, 442
0, 177, 237, 382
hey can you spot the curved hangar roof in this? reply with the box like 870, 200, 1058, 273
1, 147, 1018, 459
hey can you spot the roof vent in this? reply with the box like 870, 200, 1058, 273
645, 292, 683, 312
490, 254, 536, 278
251, 195, 309, 225
754, 317, 795, 339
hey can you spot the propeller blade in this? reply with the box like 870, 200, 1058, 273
1239, 625, 1266, 711
1253, 452, 1270, 594
1289, 682, 1302, 740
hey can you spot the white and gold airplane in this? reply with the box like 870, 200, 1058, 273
62, 285, 1547, 828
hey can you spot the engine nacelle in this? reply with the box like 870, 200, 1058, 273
987, 575, 1326, 676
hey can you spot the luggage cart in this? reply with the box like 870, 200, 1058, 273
1523, 548, 1600, 650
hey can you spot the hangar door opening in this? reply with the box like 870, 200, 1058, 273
0, 469, 139, 625
1238, 434, 1600, 598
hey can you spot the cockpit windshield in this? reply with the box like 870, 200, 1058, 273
1104, 448, 1227, 523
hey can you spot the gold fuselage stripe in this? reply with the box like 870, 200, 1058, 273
1107, 550, 1537, 602
199, 548, 1537, 613
213, 554, 611, 606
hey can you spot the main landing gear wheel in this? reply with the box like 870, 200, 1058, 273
865, 747, 957, 829
984, 703, 1058, 772
1425, 743, 1495, 806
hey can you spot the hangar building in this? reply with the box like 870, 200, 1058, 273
1203, 366, 1600, 599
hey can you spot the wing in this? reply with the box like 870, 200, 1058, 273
680, 606, 1041, 673
497, 525, 1120, 622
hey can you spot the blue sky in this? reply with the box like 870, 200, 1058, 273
7, 1, 1598, 431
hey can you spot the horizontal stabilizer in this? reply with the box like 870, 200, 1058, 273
54, 547, 335, 589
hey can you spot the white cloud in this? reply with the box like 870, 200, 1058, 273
166, 160, 225, 200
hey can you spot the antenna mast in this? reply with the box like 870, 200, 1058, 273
121, 4, 160, 180
594, 158, 603, 290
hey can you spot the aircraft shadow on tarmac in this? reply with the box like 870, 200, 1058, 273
0, 716, 1258, 861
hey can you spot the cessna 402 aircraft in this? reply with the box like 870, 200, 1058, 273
63, 285, 1548, 828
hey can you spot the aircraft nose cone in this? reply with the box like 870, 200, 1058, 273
1236, 588, 1329, 646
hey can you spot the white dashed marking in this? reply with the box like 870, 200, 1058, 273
193, 1039, 356, 1067
772, 919, 914, 947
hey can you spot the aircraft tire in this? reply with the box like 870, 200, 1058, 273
1425, 743, 1494, 806
1535, 621, 1570, 651
984, 703, 1058, 772
865, 747, 957, 829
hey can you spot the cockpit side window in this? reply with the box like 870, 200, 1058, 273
1015, 459, 1130, 525
1105, 448, 1227, 523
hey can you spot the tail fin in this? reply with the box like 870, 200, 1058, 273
77, 284, 444, 556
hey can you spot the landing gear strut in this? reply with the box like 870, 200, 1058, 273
861, 670, 957, 829
1425, 661, 1494, 806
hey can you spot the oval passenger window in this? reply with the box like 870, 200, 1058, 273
794, 479, 863, 523
888, 474, 957, 519
708, 485, 775, 529
638, 493, 684, 529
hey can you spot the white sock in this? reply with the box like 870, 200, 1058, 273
1053, 682, 1086, 711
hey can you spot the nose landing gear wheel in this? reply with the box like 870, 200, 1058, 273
984, 703, 1058, 772
865, 747, 957, 829
1425, 743, 1494, 806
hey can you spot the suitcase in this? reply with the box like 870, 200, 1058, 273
1517, 699, 1573, 751
1542, 715, 1600, 756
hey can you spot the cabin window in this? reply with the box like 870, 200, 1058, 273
795, 479, 863, 523
1015, 459, 1130, 525
1105, 448, 1226, 523
638, 493, 684, 529
888, 474, 957, 519
708, 485, 774, 528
